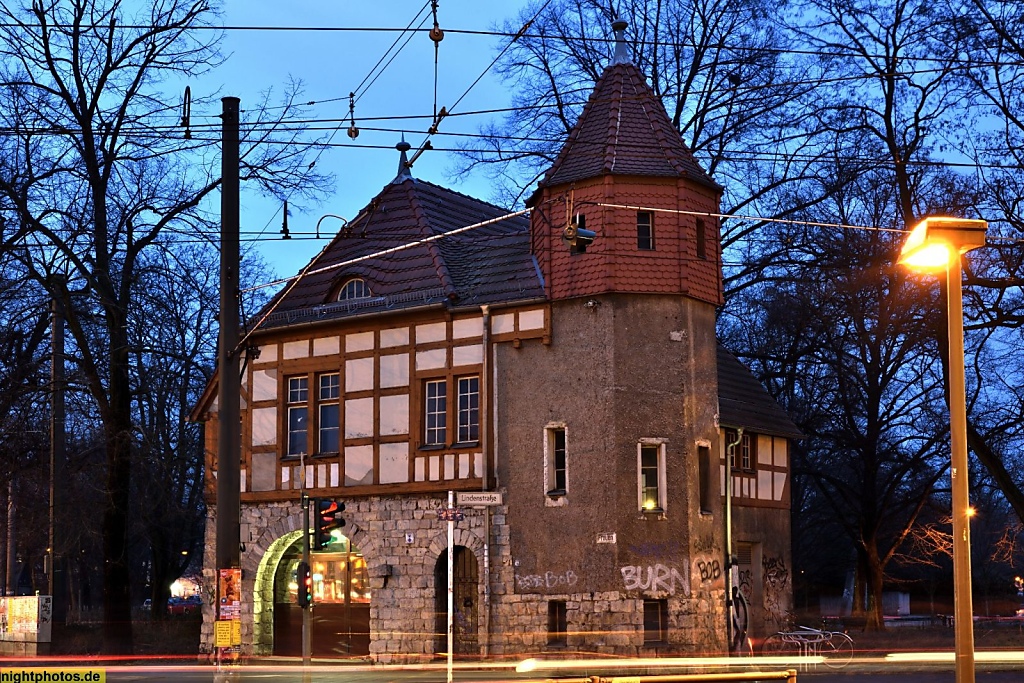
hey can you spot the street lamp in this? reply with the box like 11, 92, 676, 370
899, 216, 987, 683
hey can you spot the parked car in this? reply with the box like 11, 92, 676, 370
167, 595, 202, 615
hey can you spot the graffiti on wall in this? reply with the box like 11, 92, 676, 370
620, 564, 690, 596
763, 555, 789, 625
693, 534, 719, 553
737, 567, 753, 602
693, 556, 725, 589
515, 569, 580, 591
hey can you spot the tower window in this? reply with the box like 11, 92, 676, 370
638, 440, 667, 512
546, 426, 567, 496
696, 218, 707, 259
699, 445, 713, 514
637, 211, 655, 250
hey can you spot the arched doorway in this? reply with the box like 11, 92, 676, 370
433, 545, 478, 655
272, 533, 371, 657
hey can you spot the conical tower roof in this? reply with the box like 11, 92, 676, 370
537, 21, 718, 192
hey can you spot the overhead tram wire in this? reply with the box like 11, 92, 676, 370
2, 19, 1018, 70
241, 206, 532, 294
230, 195, 1019, 298
232, 205, 535, 356
592, 202, 908, 235
402, 0, 555, 161
230, 3, 548, 342
21, 102, 1009, 175
242, 2, 433, 243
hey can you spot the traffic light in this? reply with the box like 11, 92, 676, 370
296, 560, 312, 607
313, 498, 345, 550
563, 213, 597, 253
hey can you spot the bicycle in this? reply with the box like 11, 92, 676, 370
761, 623, 854, 669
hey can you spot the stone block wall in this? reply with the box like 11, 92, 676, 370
202, 494, 726, 659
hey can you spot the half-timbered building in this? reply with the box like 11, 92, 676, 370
192, 21, 799, 660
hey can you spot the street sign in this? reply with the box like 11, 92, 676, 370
596, 532, 617, 544
437, 507, 465, 522
456, 491, 503, 506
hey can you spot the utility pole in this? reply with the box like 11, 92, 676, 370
216, 96, 241, 573
49, 292, 67, 622
5, 479, 14, 595
302, 485, 311, 669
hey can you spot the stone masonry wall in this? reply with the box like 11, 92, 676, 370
202, 493, 724, 660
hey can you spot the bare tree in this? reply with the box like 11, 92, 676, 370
0, 0, 328, 651
724, 171, 950, 629
0, 255, 50, 596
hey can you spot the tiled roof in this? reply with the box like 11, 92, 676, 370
255, 177, 545, 331
537, 60, 719, 190
718, 345, 803, 439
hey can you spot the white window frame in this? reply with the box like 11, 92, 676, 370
544, 423, 568, 497
637, 438, 668, 513
423, 378, 447, 446
696, 438, 713, 515
456, 375, 480, 443
338, 278, 372, 300
286, 376, 309, 457
318, 373, 340, 454
740, 433, 754, 471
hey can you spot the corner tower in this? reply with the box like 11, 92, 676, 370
527, 20, 723, 305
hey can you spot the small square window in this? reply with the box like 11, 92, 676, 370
637, 211, 655, 250
643, 599, 668, 644
547, 600, 567, 646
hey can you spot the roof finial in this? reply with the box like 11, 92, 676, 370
611, 19, 630, 65
394, 135, 413, 183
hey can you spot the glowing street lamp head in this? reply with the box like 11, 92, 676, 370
899, 217, 988, 270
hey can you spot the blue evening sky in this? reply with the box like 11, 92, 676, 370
204, 1, 531, 284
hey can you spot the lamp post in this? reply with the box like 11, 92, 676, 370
899, 216, 987, 683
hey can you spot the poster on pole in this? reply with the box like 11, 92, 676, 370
218, 568, 241, 620
218, 567, 242, 654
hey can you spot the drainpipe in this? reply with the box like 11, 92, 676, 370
480, 305, 491, 657
725, 427, 743, 653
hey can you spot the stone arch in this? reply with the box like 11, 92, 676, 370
426, 526, 484, 559
427, 526, 486, 654
248, 512, 376, 655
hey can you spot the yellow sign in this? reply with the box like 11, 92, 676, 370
214, 620, 233, 648
231, 618, 242, 645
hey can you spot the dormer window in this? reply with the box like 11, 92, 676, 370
338, 278, 372, 301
